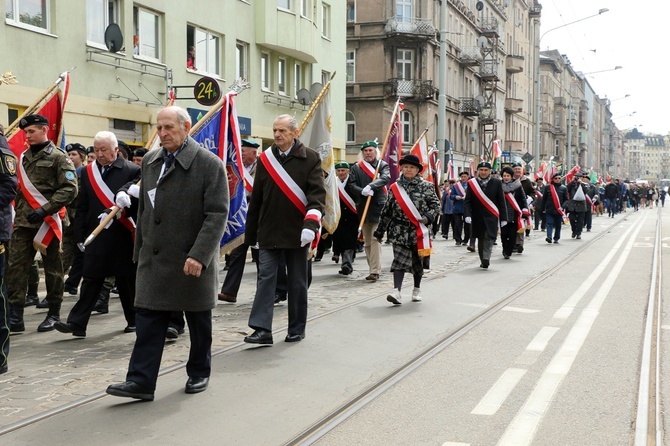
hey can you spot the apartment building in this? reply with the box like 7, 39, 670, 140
1, 0, 345, 155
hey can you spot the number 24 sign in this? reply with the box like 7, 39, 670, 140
193, 76, 221, 106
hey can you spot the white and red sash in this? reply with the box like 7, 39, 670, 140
18, 154, 63, 250
243, 164, 254, 193
260, 150, 321, 249
87, 161, 136, 235
585, 194, 595, 212
549, 184, 567, 218
535, 189, 543, 200
454, 181, 466, 197
337, 179, 357, 214
390, 183, 432, 256
505, 192, 524, 232
357, 160, 388, 194
467, 178, 500, 219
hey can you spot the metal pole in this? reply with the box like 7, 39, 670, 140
566, 103, 572, 170
437, 0, 447, 171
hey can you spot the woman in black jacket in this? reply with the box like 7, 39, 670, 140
500, 167, 528, 259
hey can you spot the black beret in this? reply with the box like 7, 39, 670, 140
241, 139, 260, 149
117, 140, 131, 158
19, 114, 49, 129
86, 146, 95, 154
133, 148, 148, 157
511, 162, 523, 168
477, 161, 492, 169
66, 143, 87, 157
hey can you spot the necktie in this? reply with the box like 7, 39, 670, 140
279, 152, 287, 164
101, 165, 110, 178
164, 153, 175, 170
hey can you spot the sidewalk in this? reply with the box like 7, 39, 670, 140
0, 223, 605, 430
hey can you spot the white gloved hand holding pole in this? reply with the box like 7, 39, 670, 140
465, 216, 472, 224
300, 228, 315, 247
115, 191, 132, 209
361, 185, 374, 197
127, 184, 140, 199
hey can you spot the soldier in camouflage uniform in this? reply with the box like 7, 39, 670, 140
7, 114, 78, 333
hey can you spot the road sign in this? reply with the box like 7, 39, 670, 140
193, 76, 221, 106
522, 152, 534, 163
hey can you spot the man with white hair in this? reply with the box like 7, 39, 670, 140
55, 131, 141, 337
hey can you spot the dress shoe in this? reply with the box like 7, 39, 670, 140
54, 321, 86, 337
340, 264, 352, 275
166, 326, 182, 340
466, 245, 476, 252
480, 259, 490, 269
64, 285, 78, 295
365, 273, 379, 282
576, 234, 581, 239
554, 240, 559, 244
331, 254, 339, 263
185, 376, 209, 394
35, 297, 49, 309
545, 237, 552, 243
244, 329, 273, 345
106, 381, 154, 401
124, 325, 136, 333
37, 313, 60, 332
0, 363, 7, 374
274, 293, 287, 304
24, 295, 39, 307
93, 294, 109, 314
285, 333, 305, 342
218, 292, 237, 303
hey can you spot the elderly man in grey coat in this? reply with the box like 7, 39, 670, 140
106, 105, 229, 401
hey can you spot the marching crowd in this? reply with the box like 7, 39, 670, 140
0, 105, 649, 401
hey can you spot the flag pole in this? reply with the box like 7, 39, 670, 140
357, 97, 402, 233
297, 72, 336, 135
5, 71, 69, 138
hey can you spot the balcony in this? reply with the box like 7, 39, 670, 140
385, 17, 435, 39
506, 55, 524, 74
460, 47, 483, 67
554, 97, 567, 107
459, 98, 481, 117
387, 79, 436, 100
505, 98, 523, 113
480, 17, 500, 37
479, 60, 499, 82
529, 3, 542, 18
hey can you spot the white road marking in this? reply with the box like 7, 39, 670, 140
497, 217, 645, 446
661, 325, 670, 330
553, 220, 639, 320
442, 442, 470, 446
502, 306, 540, 314
526, 327, 560, 352
471, 368, 527, 416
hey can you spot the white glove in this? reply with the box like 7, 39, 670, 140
115, 191, 132, 209
465, 216, 472, 224
361, 185, 374, 197
127, 184, 140, 199
300, 228, 316, 247
98, 212, 114, 229
500, 221, 508, 227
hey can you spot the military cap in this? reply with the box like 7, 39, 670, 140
66, 143, 87, 158
117, 140, 131, 159
133, 148, 148, 158
511, 161, 523, 168
334, 162, 350, 170
86, 146, 95, 154
19, 114, 49, 129
459, 171, 470, 177
360, 140, 378, 150
241, 139, 260, 149
477, 161, 492, 169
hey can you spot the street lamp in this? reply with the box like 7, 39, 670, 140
534, 8, 610, 168
613, 111, 637, 120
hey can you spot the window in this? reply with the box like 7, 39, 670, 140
236, 41, 248, 80
187, 25, 221, 75
278, 58, 287, 95
300, 0, 309, 17
294, 63, 303, 98
133, 6, 161, 60
401, 110, 412, 144
86, 0, 119, 46
347, 1, 355, 22
397, 49, 413, 80
321, 70, 330, 85
396, 0, 412, 22
261, 52, 270, 90
6, 0, 49, 32
346, 111, 356, 143
322, 3, 331, 39
277, 0, 290, 10
346, 51, 355, 83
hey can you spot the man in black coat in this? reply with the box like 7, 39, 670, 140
464, 162, 507, 269
332, 162, 358, 275
540, 173, 568, 243
603, 179, 619, 217
55, 131, 140, 337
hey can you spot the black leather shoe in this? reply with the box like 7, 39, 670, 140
185, 376, 209, 394
244, 329, 273, 345
106, 381, 154, 401
37, 314, 60, 332
0, 363, 7, 374
285, 333, 305, 343
64, 285, 78, 295
24, 295, 39, 307
274, 294, 287, 304
124, 325, 136, 333
35, 298, 49, 309
480, 259, 490, 269
54, 321, 86, 337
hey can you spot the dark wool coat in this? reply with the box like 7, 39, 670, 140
464, 177, 508, 239
376, 176, 441, 247
501, 180, 527, 225
134, 136, 229, 312
245, 139, 325, 249
540, 183, 568, 216
0, 138, 17, 242
76, 157, 140, 278
332, 176, 359, 252
566, 181, 589, 212
349, 158, 390, 223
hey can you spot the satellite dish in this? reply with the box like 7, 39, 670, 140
104, 23, 124, 53
297, 88, 312, 105
477, 36, 489, 49
476, 1, 484, 10
309, 82, 323, 100
475, 95, 486, 106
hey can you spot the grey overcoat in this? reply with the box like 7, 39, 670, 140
134, 136, 229, 312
